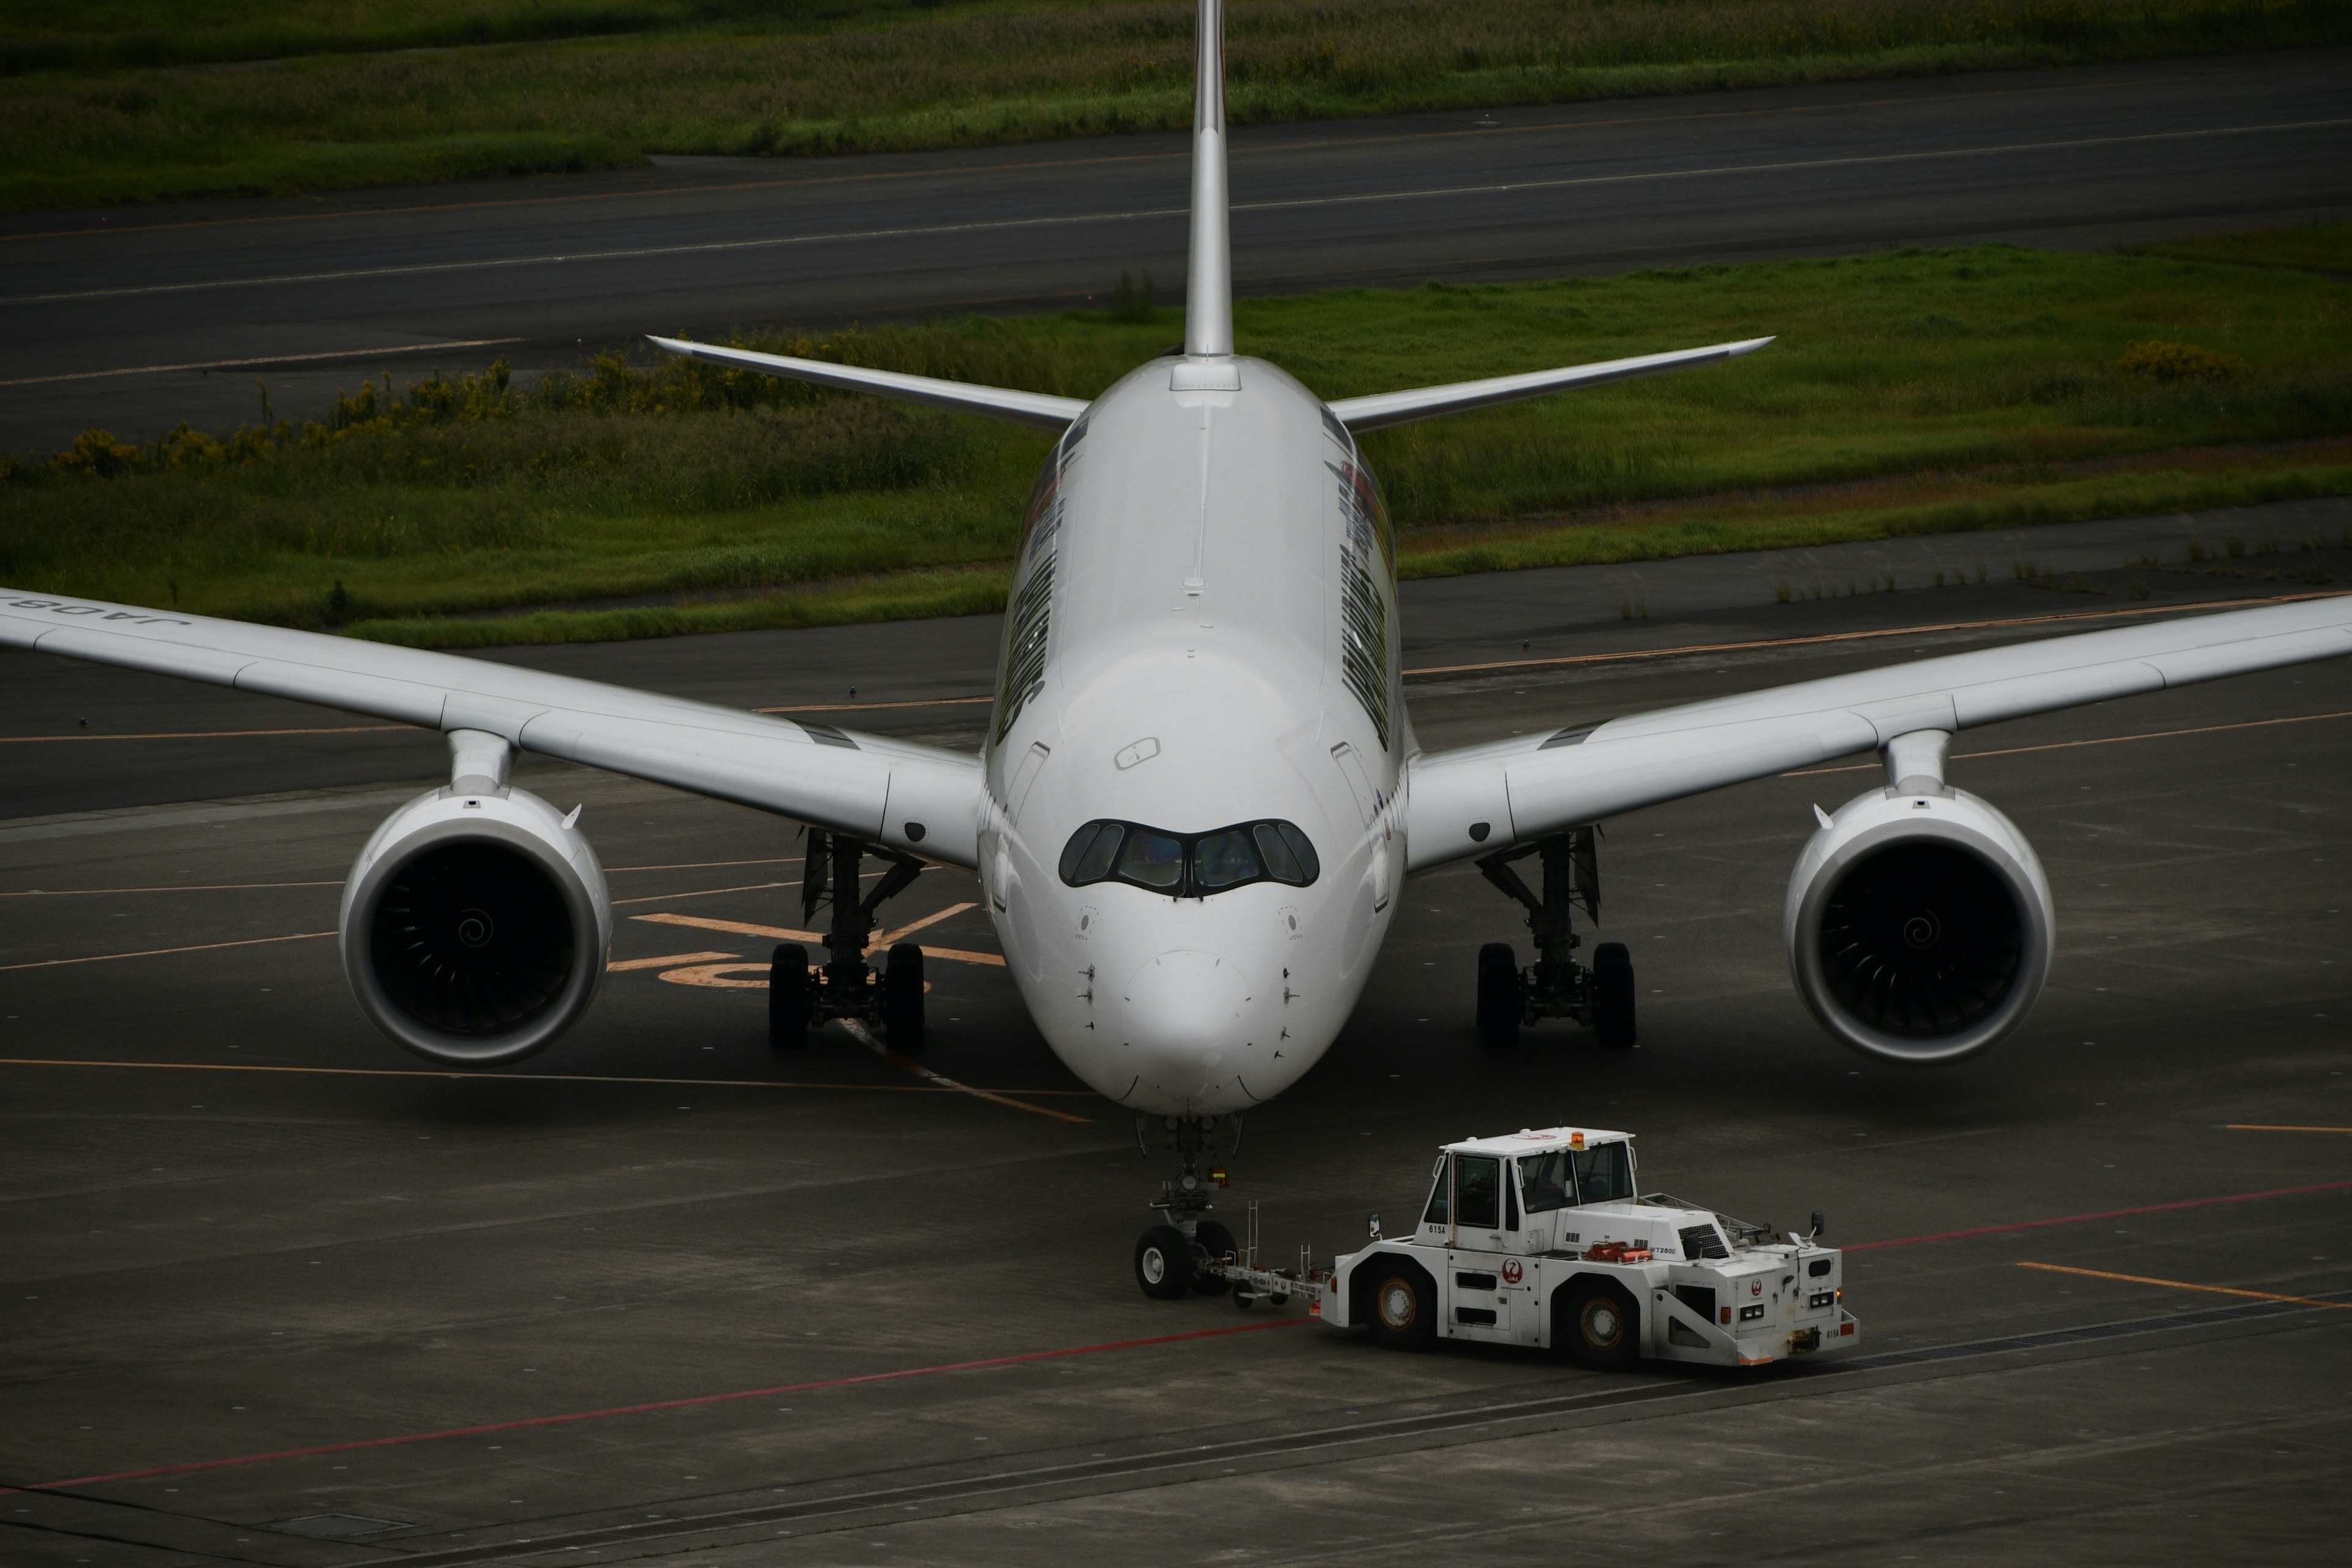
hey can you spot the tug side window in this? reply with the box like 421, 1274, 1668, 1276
1571, 1142, 1634, 1203
1518, 1152, 1573, 1214
1421, 1156, 1449, 1226
1456, 1156, 1501, 1230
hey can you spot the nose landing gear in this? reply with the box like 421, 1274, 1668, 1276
1474, 826, 1636, 1049
770, 827, 927, 1049
1131, 1112, 1244, 1299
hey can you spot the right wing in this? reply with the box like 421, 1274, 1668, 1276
648, 336, 1088, 431
0, 590, 984, 867
1404, 592, 2352, 871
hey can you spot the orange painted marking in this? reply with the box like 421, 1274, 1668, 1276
635, 912, 820, 942
838, 1017, 1090, 1125
873, 901, 978, 946
656, 962, 771, 990
611, 880, 800, 907
2018, 1261, 2352, 1311
606, 951, 736, 973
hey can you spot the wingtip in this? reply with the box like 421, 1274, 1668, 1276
645, 334, 693, 355
1728, 335, 1776, 356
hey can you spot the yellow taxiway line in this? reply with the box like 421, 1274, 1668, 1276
2018, 1261, 2352, 1311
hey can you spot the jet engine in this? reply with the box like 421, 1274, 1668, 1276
1784, 756, 2052, 1066
339, 739, 610, 1065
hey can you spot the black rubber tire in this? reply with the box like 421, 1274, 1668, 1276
1475, 942, 1521, 1047
1362, 1259, 1439, 1351
1593, 942, 1638, 1049
1134, 1225, 1192, 1300
881, 942, 925, 1048
1191, 1219, 1237, 1295
1559, 1280, 1641, 1370
768, 943, 812, 1048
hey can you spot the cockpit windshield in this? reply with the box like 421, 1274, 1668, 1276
1058, 820, 1319, 898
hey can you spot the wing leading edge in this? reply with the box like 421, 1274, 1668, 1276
1404, 592, 2352, 871
647, 337, 1087, 431
0, 590, 982, 868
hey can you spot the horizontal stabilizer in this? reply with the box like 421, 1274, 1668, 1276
647, 336, 1087, 430
1327, 336, 1773, 432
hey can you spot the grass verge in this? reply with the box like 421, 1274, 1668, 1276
4, 221, 2348, 648
5, 0, 2348, 211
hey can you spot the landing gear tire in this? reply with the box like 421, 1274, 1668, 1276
1134, 1225, 1193, 1300
1560, 1281, 1640, 1371
768, 943, 812, 1047
1593, 942, 1637, 1049
1475, 942, 1521, 1048
1191, 1219, 1237, 1295
882, 942, 925, 1047
1363, 1261, 1438, 1351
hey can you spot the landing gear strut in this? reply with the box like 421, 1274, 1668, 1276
769, 827, 926, 1049
1474, 826, 1636, 1049
1131, 1113, 1244, 1300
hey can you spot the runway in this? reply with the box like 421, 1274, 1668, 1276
4, 498, 2348, 1564
3, 48, 2348, 452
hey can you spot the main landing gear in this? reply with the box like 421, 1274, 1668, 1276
769, 827, 927, 1049
1132, 1113, 1244, 1300
1474, 826, 1637, 1050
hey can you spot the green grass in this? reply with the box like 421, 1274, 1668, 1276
4, 222, 2349, 647
5, 0, 2348, 211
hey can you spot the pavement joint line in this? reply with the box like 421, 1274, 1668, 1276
1842, 1178, 2352, 1250
2017, 1261, 2352, 1311
0, 1056, 1096, 1095
755, 695, 993, 715
1404, 589, 2352, 678
0, 879, 346, 897
6, 1319, 1303, 1494
610, 879, 799, 907
2227, 1123, 2352, 1133
838, 1017, 1090, 1125
0, 930, 334, 970
0, 723, 409, 744
0, 62, 2223, 245
317, 1290, 2352, 1564
0, 339, 527, 388
13, 117, 2343, 308
1784, 708, 2352, 776
606, 950, 736, 971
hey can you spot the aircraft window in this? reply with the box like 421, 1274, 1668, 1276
1057, 821, 1125, 884
1456, 1156, 1501, 1230
1056, 819, 1321, 897
1252, 821, 1319, 883
1519, 1152, 1573, 1215
1116, 829, 1186, 890
1193, 830, 1261, 889
1571, 1142, 1635, 1204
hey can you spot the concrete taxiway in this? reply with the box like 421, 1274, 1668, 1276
4, 48, 2348, 451
3, 498, 2349, 1564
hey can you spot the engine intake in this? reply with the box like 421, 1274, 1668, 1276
1785, 783, 2051, 1065
340, 781, 610, 1065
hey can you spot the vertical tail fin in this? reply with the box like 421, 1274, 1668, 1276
1183, 0, 1232, 359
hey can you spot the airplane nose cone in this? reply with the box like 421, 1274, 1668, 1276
1119, 949, 1253, 1102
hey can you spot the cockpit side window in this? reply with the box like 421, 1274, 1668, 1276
1057, 819, 1320, 898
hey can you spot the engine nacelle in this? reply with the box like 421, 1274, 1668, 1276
1785, 784, 2052, 1065
339, 783, 611, 1066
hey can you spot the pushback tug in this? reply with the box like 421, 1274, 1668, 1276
1136, 1125, 1858, 1370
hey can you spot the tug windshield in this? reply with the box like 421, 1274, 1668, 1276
1058, 819, 1319, 898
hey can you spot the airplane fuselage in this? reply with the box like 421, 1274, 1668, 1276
977, 356, 1409, 1115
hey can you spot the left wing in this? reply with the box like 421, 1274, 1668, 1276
649, 337, 1087, 430
0, 590, 982, 867
1404, 592, 2352, 870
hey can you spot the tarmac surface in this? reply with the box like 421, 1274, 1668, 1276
4, 497, 2350, 1564
4, 48, 2349, 452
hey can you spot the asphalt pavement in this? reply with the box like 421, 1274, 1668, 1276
3, 48, 2347, 452
3, 501, 2348, 1564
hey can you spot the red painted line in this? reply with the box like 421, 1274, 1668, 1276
1845, 1178, 2352, 1252
13, 1317, 1310, 1494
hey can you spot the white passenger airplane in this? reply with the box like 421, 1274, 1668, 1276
4, 1, 2348, 1243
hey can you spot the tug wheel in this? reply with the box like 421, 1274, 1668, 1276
1561, 1281, 1640, 1371
767, 944, 812, 1048
1475, 943, 1521, 1047
1363, 1261, 1437, 1351
1134, 1226, 1192, 1300
1191, 1219, 1237, 1296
